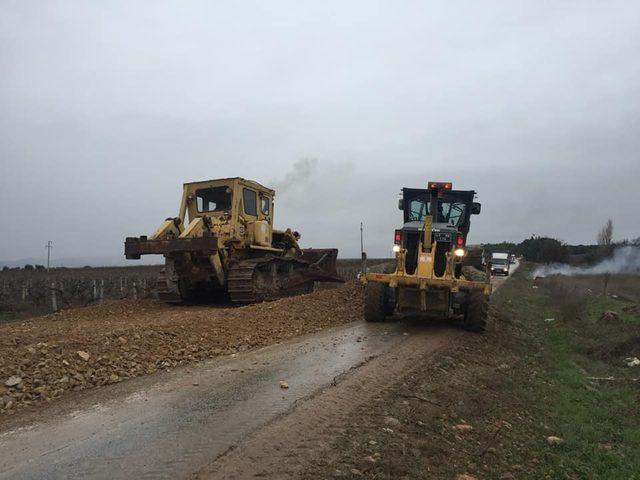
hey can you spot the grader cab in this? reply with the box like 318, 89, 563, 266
125, 177, 341, 303
361, 181, 491, 331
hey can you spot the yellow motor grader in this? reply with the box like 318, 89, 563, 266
361, 181, 491, 331
125, 177, 341, 303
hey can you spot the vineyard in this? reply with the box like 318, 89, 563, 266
0, 266, 162, 319
0, 259, 392, 319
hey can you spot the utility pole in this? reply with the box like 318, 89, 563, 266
360, 222, 367, 273
45, 241, 53, 272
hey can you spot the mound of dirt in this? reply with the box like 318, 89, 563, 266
462, 266, 488, 282
0, 283, 363, 415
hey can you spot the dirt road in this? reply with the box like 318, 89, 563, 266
0, 320, 451, 479
0, 267, 511, 479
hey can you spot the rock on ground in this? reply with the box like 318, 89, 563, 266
0, 283, 363, 415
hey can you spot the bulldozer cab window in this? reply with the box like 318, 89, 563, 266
408, 198, 467, 227
243, 188, 258, 216
260, 195, 270, 215
196, 186, 231, 213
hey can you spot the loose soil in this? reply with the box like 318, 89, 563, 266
0, 283, 363, 415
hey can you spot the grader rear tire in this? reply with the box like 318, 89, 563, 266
364, 282, 387, 322
464, 291, 489, 332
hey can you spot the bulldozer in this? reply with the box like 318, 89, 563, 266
125, 177, 341, 303
361, 181, 491, 331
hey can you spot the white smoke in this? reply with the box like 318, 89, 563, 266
270, 158, 319, 195
532, 246, 640, 278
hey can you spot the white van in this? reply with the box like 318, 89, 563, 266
490, 252, 510, 276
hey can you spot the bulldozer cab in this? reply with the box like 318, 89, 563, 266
179, 178, 275, 247
181, 178, 273, 224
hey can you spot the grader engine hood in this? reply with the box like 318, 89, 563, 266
401, 221, 459, 240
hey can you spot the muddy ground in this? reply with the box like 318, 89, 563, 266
285, 268, 639, 480
0, 283, 363, 414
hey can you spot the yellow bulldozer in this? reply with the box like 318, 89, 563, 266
361, 181, 491, 331
125, 177, 341, 303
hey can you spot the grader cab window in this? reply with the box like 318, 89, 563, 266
195, 186, 231, 213
408, 198, 467, 227
243, 188, 258, 216
409, 200, 428, 222
440, 202, 467, 226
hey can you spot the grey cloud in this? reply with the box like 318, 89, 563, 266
1, 0, 639, 264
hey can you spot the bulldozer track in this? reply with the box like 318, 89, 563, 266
155, 268, 182, 303
227, 260, 262, 303
227, 258, 315, 304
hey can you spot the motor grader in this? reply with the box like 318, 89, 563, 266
125, 177, 341, 303
361, 181, 491, 331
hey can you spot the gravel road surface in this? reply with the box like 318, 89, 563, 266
0, 320, 411, 479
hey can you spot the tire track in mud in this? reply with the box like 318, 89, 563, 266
194, 326, 459, 479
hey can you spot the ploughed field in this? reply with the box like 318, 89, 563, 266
0, 282, 364, 415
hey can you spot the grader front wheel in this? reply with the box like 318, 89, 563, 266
364, 282, 393, 322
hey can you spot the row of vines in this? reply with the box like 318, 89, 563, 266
0, 266, 162, 317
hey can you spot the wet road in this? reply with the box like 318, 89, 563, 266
0, 321, 410, 480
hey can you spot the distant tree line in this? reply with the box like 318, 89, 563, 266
2, 264, 45, 272
481, 219, 638, 264
481, 237, 571, 263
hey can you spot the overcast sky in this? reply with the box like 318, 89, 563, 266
1, 0, 639, 265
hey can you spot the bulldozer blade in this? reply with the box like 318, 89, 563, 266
300, 248, 343, 282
